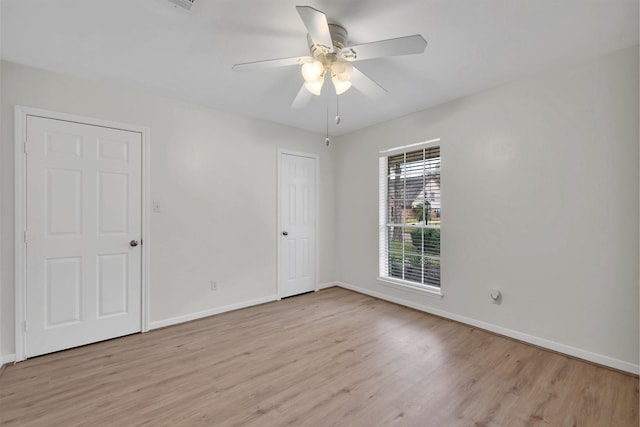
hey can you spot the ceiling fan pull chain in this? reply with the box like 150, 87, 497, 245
335, 95, 341, 125
325, 103, 331, 146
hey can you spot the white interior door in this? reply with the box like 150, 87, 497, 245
25, 116, 142, 357
278, 152, 317, 298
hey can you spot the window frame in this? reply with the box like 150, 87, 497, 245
378, 138, 443, 297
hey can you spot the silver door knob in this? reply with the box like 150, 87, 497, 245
282, 231, 288, 236
130, 240, 139, 247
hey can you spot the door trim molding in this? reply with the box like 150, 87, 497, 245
14, 105, 151, 361
276, 149, 319, 299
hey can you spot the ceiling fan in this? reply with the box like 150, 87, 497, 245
232, 5, 428, 109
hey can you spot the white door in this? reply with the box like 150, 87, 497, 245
278, 152, 317, 298
25, 116, 142, 357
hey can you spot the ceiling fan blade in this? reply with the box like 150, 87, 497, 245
350, 66, 387, 99
296, 6, 333, 52
232, 56, 311, 72
291, 84, 312, 109
341, 35, 427, 62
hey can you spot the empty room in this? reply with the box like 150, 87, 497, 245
0, 0, 638, 425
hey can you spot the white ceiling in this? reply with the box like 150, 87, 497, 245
1, 0, 638, 135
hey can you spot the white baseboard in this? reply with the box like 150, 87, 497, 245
1, 354, 16, 365
317, 282, 337, 290
149, 295, 278, 330
336, 281, 639, 375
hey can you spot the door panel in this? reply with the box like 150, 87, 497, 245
45, 257, 82, 327
279, 153, 316, 298
46, 168, 82, 235
98, 138, 129, 161
98, 172, 129, 234
97, 253, 129, 317
45, 131, 82, 157
26, 116, 142, 357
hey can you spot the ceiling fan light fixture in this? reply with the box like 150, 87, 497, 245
331, 75, 352, 95
304, 78, 324, 96
301, 60, 325, 83
331, 61, 353, 82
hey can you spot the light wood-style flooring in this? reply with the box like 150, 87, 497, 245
0, 287, 637, 426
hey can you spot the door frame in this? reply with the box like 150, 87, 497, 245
14, 105, 151, 362
276, 149, 319, 299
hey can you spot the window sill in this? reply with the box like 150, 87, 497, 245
377, 277, 443, 298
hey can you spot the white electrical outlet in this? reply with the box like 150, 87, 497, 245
210, 280, 217, 291
490, 288, 502, 304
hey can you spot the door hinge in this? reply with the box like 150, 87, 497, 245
23, 320, 28, 332
23, 140, 28, 154
24, 230, 28, 244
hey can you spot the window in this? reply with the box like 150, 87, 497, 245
379, 142, 441, 292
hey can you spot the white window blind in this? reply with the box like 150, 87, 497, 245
379, 144, 441, 290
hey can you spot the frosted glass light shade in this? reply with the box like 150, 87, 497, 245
301, 61, 324, 82
332, 75, 352, 95
331, 61, 353, 82
304, 77, 324, 95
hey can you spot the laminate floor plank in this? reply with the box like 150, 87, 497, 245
0, 287, 637, 426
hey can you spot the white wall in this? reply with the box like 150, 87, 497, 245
334, 46, 639, 372
2, 46, 637, 373
0, 61, 336, 356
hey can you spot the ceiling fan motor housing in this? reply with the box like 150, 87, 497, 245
308, 24, 349, 64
